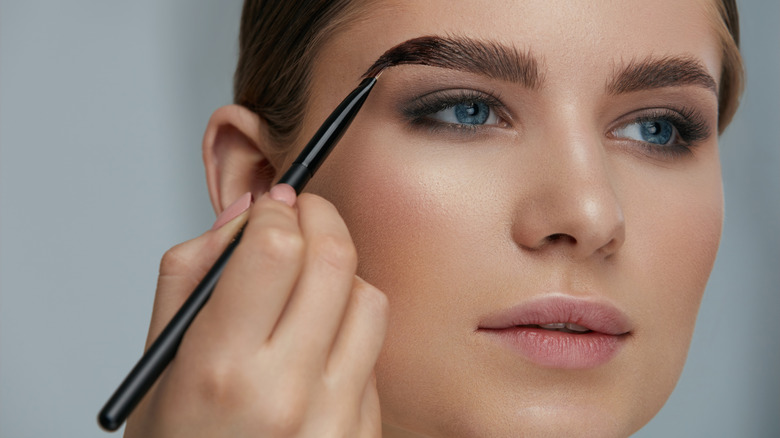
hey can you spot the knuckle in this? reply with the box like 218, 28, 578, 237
253, 226, 304, 266
265, 399, 306, 437
188, 360, 310, 436
191, 359, 254, 412
261, 381, 308, 436
158, 243, 193, 277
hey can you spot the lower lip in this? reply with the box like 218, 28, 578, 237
479, 327, 626, 369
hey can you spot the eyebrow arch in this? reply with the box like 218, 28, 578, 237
363, 35, 543, 89
607, 56, 717, 96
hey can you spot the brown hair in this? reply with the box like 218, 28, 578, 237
234, 0, 744, 147
234, 0, 370, 155
710, 0, 745, 132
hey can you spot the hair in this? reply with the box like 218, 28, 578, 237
234, 0, 744, 149
709, 0, 744, 132
234, 0, 371, 155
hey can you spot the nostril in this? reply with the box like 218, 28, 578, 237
546, 233, 575, 244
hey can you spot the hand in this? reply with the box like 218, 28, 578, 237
124, 186, 388, 437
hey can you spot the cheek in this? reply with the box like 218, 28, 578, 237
310, 124, 500, 290
313, 141, 440, 283
628, 165, 723, 334
308, 126, 504, 426
616, 155, 723, 417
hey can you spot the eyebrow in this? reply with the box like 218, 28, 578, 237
606, 56, 718, 96
364, 37, 716, 98
363, 35, 543, 89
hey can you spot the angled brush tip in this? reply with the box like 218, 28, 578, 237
364, 63, 389, 79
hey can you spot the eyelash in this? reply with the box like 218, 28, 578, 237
401, 90, 711, 159
608, 107, 711, 159
401, 90, 507, 133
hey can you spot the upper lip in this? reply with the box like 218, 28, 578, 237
477, 294, 632, 336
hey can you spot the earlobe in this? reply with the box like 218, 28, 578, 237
202, 104, 279, 215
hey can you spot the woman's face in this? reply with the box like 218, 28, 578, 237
289, 0, 723, 436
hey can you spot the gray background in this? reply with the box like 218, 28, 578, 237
0, 1, 777, 437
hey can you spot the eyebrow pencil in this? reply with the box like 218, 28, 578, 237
98, 75, 379, 432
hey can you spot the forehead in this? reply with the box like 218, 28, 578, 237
318, 0, 721, 86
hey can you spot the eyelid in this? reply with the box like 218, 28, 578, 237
607, 106, 711, 142
606, 106, 712, 160
400, 88, 511, 129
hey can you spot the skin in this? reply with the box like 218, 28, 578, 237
127, 1, 724, 437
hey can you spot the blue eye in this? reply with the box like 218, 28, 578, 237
613, 119, 677, 145
429, 101, 498, 126
402, 90, 505, 131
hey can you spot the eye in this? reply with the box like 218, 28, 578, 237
428, 101, 500, 126
607, 107, 712, 159
612, 119, 677, 145
401, 89, 507, 132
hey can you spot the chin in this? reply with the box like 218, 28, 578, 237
380, 380, 667, 438
499, 404, 650, 438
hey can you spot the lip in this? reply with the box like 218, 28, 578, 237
477, 294, 632, 369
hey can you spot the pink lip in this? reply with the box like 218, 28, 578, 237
477, 294, 632, 369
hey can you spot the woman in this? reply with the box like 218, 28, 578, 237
126, 0, 744, 436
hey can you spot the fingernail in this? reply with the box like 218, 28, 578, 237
268, 184, 297, 207
211, 192, 252, 230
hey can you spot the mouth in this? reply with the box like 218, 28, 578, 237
518, 322, 593, 334
477, 295, 632, 369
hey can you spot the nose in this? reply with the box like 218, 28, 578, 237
511, 127, 626, 260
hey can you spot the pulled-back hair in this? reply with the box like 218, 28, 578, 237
234, 0, 369, 153
710, 0, 744, 132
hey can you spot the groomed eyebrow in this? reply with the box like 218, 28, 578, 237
607, 56, 717, 96
363, 35, 543, 89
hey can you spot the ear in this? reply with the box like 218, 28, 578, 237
202, 104, 279, 215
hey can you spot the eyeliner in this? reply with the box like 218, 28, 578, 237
98, 74, 380, 432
